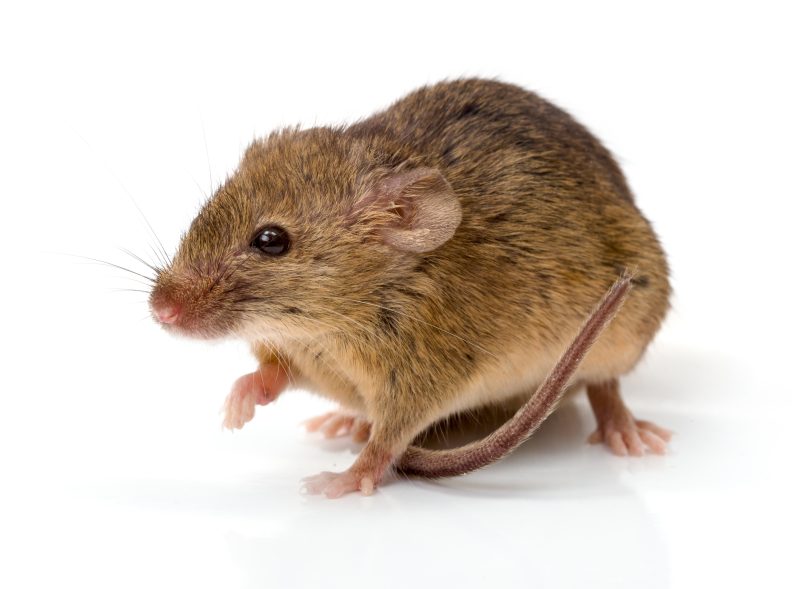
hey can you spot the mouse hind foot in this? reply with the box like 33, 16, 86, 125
586, 379, 672, 456
301, 444, 393, 499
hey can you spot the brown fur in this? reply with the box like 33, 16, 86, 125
400, 272, 634, 477
150, 78, 670, 485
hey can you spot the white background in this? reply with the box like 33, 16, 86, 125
1, 1, 798, 587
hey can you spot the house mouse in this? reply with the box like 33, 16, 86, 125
149, 78, 671, 498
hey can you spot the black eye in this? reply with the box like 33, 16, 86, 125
251, 225, 291, 256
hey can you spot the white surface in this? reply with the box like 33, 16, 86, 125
1, 2, 798, 588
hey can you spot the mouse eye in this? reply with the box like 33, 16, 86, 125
251, 225, 291, 256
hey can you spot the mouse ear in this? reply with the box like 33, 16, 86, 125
350, 168, 462, 253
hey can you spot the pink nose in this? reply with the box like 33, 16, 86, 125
153, 302, 181, 324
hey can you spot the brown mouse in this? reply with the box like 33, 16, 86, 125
149, 78, 671, 498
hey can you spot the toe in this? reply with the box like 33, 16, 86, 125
607, 431, 628, 456
221, 395, 235, 428
587, 429, 603, 444
324, 481, 351, 499
223, 398, 242, 430
322, 416, 354, 438
242, 397, 256, 424
306, 411, 369, 440
359, 477, 375, 496
640, 429, 668, 454
304, 412, 334, 432
301, 469, 375, 499
622, 430, 645, 457
326, 473, 361, 498
591, 413, 672, 457
637, 420, 673, 442
228, 411, 244, 430
301, 471, 336, 495
237, 393, 253, 426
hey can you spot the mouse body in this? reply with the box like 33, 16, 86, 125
150, 79, 671, 497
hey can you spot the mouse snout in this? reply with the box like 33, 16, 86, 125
152, 301, 182, 324
148, 271, 233, 339
149, 282, 185, 326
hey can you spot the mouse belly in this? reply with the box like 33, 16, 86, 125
279, 320, 647, 423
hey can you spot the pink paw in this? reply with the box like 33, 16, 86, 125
589, 417, 672, 456
301, 470, 376, 499
304, 411, 371, 442
222, 365, 288, 430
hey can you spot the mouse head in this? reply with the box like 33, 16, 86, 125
149, 127, 462, 341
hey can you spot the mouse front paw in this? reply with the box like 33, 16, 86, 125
222, 364, 288, 430
304, 410, 371, 442
588, 416, 672, 457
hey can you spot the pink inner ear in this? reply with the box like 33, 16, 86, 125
349, 167, 462, 253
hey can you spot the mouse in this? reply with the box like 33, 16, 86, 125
149, 78, 671, 498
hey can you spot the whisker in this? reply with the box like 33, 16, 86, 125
201, 119, 214, 196
124, 193, 170, 266
75, 133, 171, 264
257, 356, 270, 397
271, 337, 299, 387
148, 243, 170, 270
189, 176, 208, 200
248, 326, 293, 385
109, 275, 156, 289
65, 254, 156, 284
120, 247, 161, 274
215, 251, 256, 290
111, 288, 151, 294
319, 306, 380, 342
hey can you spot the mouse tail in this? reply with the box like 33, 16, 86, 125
396, 272, 635, 479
